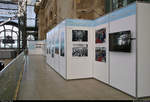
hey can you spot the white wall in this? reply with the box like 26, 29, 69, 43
46, 33, 49, 64
67, 26, 93, 79
109, 15, 137, 96
47, 29, 55, 69
54, 28, 60, 73
46, 31, 53, 68
46, 22, 67, 79
28, 41, 45, 55
45, 2, 150, 98
93, 23, 109, 84
59, 24, 67, 79
137, 3, 150, 97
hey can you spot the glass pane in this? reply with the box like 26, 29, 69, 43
6, 31, 11, 36
0, 41, 4, 48
13, 26, 19, 32
5, 44, 12, 48
12, 40, 17, 48
112, 0, 129, 11
20, 41, 22, 48
27, 5, 36, 27
12, 32, 18, 40
0, 26, 4, 32
112, 0, 118, 10
5, 25, 12, 30
27, 35, 35, 41
0, 32, 4, 39
123, 0, 127, 6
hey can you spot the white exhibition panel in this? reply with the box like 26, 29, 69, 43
137, 3, 150, 97
109, 14, 137, 96
43, 40, 46, 56
67, 26, 93, 79
28, 41, 45, 55
46, 21, 67, 79
59, 24, 67, 79
45, 2, 150, 98
48, 32, 52, 66
49, 32, 53, 66
46, 34, 49, 65
93, 23, 109, 84
54, 27, 60, 73
46, 32, 50, 66
47, 32, 52, 65
50, 30, 55, 69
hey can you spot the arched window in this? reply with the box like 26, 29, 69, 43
0, 24, 22, 49
27, 35, 35, 41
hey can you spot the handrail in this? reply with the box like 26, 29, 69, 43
0, 52, 24, 76
0, 52, 25, 100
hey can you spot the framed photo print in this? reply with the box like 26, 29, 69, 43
72, 30, 88, 42
95, 47, 106, 62
72, 44, 88, 57
95, 28, 106, 43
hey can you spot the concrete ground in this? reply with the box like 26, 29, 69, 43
17, 55, 136, 100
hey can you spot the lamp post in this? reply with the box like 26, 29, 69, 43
18, 0, 27, 54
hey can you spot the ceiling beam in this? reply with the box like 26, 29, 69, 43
0, 7, 18, 10
0, 1, 18, 5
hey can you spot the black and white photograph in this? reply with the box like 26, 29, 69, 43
52, 47, 54, 58
72, 44, 88, 57
72, 30, 88, 42
60, 32, 65, 56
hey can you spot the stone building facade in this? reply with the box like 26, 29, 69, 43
34, 0, 105, 40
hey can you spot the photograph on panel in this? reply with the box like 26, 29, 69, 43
49, 42, 51, 54
72, 30, 88, 42
52, 46, 54, 58
72, 44, 88, 57
55, 38, 59, 54
49, 47, 51, 54
47, 48, 49, 54
95, 47, 106, 62
55, 44, 59, 54
109, 30, 131, 52
60, 32, 65, 56
95, 28, 106, 43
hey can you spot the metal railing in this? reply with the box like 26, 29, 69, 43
0, 52, 25, 100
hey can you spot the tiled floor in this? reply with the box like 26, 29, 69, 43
17, 55, 137, 100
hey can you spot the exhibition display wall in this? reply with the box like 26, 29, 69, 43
27, 40, 45, 55
108, 3, 137, 97
46, 21, 67, 78
46, 20, 93, 79
93, 15, 109, 85
46, 2, 150, 98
